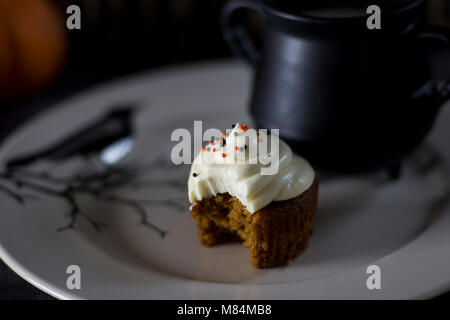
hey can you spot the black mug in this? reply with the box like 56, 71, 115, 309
222, 0, 450, 173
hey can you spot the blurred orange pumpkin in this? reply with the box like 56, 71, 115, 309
0, 0, 68, 98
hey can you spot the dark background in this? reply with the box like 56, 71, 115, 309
0, 0, 232, 300
0, 0, 449, 300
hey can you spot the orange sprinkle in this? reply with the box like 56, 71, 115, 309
218, 138, 222, 143
212, 148, 216, 152
221, 153, 226, 158
243, 125, 248, 132
202, 147, 206, 152
256, 131, 260, 136
238, 124, 243, 130
234, 146, 238, 151
221, 131, 226, 137
208, 141, 212, 145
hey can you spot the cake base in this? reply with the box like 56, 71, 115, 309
190, 179, 318, 268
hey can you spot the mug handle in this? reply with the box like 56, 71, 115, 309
416, 26, 450, 105
221, 0, 264, 65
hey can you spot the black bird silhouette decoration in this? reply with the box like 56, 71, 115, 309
0, 104, 176, 237
7, 106, 135, 168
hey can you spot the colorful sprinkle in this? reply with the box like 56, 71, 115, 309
212, 148, 216, 152
192, 173, 198, 177
221, 132, 226, 137
221, 153, 226, 158
202, 147, 206, 152
234, 146, 238, 151
234, 132, 238, 136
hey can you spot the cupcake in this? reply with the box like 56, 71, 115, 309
188, 123, 318, 268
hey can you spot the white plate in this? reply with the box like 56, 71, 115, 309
0, 60, 450, 300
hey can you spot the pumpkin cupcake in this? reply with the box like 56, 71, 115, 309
188, 123, 318, 268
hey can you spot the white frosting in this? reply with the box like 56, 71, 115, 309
188, 124, 315, 213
